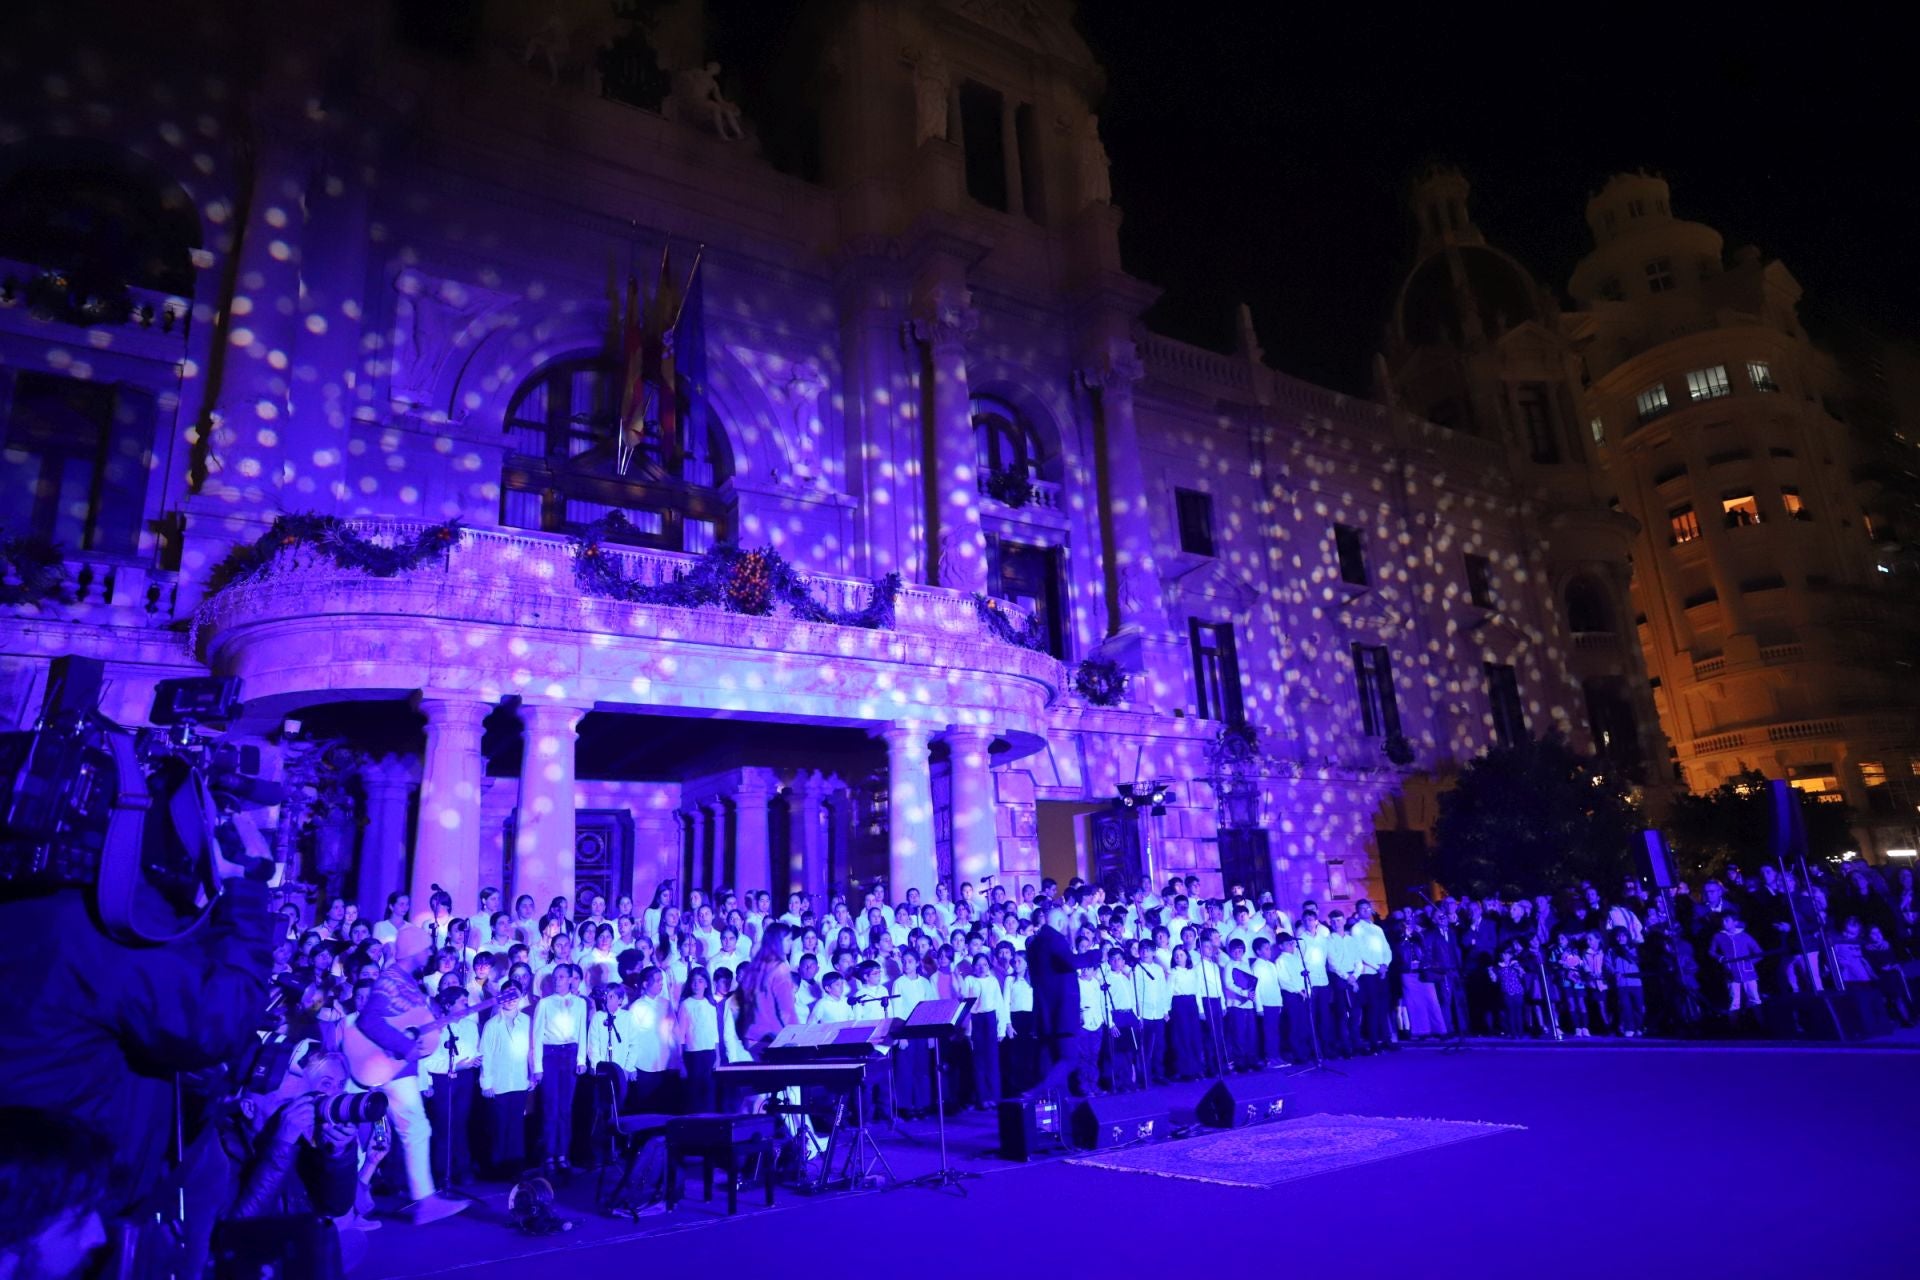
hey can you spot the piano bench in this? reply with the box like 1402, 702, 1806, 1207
664, 1114, 778, 1216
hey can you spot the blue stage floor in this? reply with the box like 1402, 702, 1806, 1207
362, 1041, 1920, 1280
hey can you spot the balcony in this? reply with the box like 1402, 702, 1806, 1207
193, 523, 1066, 721
0, 257, 192, 343
0, 546, 180, 628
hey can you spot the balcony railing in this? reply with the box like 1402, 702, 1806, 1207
220, 522, 1025, 644
0, 547, 180, 624
0, 257, 192, 341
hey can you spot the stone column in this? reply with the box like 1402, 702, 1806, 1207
884, 722, 936, 901
946, 725, 999, 888
358, 753, 418, 917
412, 698, 488, 911
679, 807, 704, 890
699, 799, 722, 892
792, 772, 831, 907
912, 284, 988, 593
1084, 339, 1170, 637
732, 771, 772, 897
515, 702, 584, 910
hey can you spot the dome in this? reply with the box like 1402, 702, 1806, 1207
1398, 245, 1542, 347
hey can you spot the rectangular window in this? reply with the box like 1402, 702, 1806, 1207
1645, 258, 1675, 292
1485, 662, 1527, 748
1635, 384, 1671, 422
1517, 383, 1558, 463
1747, 360, 1778, 392
2, 371, 148, 555
957, 81, 1008, 212
1175, 487, 1216, 556
1781, 486, 1809, 520
1465, 553, 1495, 608
1669, 504, 1701, 544
1351, 644, 1401, 738
1721, 491, 1761, 527
1333, 523, 1368, 586
1189, 620, 1245, 725
1590, 416, 1606, 446
1788, 771, 1845, 804
1628, 199, 1647, 218
1014, 102, 1045, 222
1686, 365, 1732, 401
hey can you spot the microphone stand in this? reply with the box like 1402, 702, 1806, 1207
1288, 953, 1346, 1079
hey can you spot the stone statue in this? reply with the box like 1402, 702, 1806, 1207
910, 46, 950, 144
513, 0, 631, 96
1078, 114, 1112, 206
785, 361, 829, 483
673, 61, 745, 141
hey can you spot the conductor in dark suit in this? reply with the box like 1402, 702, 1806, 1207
1026, 905, 1101, 1096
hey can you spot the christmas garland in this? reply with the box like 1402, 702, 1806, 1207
972, 593, 1050, 652
571, 514, 901, 629
0, 532, 70, 608
1072, 655, 1129, 706
208, 513, 465, 593
983, 467, 1034, 508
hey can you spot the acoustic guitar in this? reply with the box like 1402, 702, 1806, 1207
344, 996, 498, 1088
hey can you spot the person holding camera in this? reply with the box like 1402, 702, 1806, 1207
225, 1051, 364, 1222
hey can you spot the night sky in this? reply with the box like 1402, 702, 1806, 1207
1072, 3, 1919, 393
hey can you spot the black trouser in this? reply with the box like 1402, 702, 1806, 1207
1282, 991, 1313, 1062
1225, 1008, 1256, 1070
1327, 977, 1359, 1056
1432, 973, 1469, 1038
1357, 972, 1391, 1047
427, 1070, 477, 1184
538, 1044, 578, 1162
683, 1049, 716, 1113
1258, 1006, 1282, 1063
1139, 1017, 1167, 1081
1308, 984, 1334, 1051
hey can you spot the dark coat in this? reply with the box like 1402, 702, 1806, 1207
1026, 923, 1084, 1040
0, 879, 274, 1213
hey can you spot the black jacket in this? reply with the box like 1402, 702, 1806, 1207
1028, 924, 1099, 1039
0, 879, 274, 1213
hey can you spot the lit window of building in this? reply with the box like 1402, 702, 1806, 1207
1747, 360, 1778, 392
1721, 491, 1761, 527
1635, 384, 1670, 422
1789, 772, 1845, 804
1590, 416, 1606, 446
1860, 760, 1888, 788
1645, 258, 1675, 292
1781, 487, 1809, 520
1669, 505, 1701, 544
1686, 366, 1731, 401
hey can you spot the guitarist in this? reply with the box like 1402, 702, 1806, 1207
355, 925, 469, 1224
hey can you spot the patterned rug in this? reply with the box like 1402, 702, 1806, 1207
1067, 1113, 1524, 1188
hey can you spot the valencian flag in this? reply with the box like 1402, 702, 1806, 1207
610, 243, 704, 476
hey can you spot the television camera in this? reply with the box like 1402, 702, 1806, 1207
0, 661, 281, 943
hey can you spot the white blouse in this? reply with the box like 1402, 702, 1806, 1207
479, 1012, 531, 1094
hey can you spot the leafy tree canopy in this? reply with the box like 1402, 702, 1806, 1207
1430, 735, 1641, 900
1663, 770, 1856, 884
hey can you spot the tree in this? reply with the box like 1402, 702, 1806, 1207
1430, 735, 1641, 900
1663, 770, 1856, 884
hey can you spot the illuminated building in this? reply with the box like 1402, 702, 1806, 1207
1389, 166, 1920, 859
1, 2, 1633, 912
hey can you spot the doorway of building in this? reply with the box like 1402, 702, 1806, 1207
1037, 800, 1102, 889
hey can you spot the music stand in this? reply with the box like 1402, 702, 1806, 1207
892, 997, 975, 1195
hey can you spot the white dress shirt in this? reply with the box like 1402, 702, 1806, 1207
479, 1011, 531, 1094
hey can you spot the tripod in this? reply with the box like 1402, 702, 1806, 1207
911, 1029, 969, 1195
839, 1062, 896, 1189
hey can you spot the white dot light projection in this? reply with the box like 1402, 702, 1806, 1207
0, 9, 1639, 912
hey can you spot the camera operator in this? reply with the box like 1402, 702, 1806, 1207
0, 673, 278, 1231
0, 823, 274, 1218
224, 1050, 365, 1223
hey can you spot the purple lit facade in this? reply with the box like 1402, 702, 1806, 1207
0, 2, 1651, 915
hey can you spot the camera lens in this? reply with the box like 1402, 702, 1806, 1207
319, 1092, 389, 1126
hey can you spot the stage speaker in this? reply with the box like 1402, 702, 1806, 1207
1195, 1078, 1288, 1129
997, 1095, 1065, 1161
1071, 1093, 1169, 1150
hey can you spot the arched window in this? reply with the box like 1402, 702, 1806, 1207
0, 150, 200, 295
971, 395, 1048, 481
1565, 576, 1614, 634
500, 353, 730, 551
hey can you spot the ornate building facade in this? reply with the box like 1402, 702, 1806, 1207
1388, 166, 1920, 858
1, 0, 1634, 915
